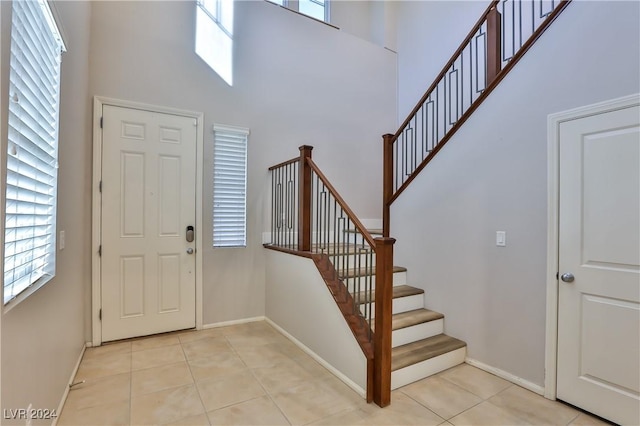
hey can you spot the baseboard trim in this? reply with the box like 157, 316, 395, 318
265, 317, 366, 398
465, 357, 545, 396
202, 316, 266, 329
52, 344, 87, 426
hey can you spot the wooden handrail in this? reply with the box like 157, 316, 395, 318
269, 147, 395, 407
268, 156, 299, 171
306, 157, 378, 249
384, 0, 572, 236
305, 156, 395, 406
391, 1, 499, 141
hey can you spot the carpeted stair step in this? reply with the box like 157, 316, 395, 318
353, 284, 423, 305
392, 309, 443, 330
355, 285, 425, 319
371, 308, 445, 347
392, 334, 466, 371
391, 334, 467, 389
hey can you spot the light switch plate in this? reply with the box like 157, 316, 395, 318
496, 231, 506, 247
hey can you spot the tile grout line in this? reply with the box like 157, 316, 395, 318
395, 388, 448, 423
224, 326, 294, 425
396, 368, 513, 422
438, 368, 514, 400
203, 330, 266, 417
445, 383, 539, 425
179, 332, 211, 425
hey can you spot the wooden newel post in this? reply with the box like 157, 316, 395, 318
298, 145, 313, 251
486, 6, 502, 85
382, 134, 394, 238
373, 236, 395, 407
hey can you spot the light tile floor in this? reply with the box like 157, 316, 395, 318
58, 321, 611, 426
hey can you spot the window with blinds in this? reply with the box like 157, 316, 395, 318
4, 0, 65, 306
213, 125, 248, 248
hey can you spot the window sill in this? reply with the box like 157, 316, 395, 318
3, 274, 55, 314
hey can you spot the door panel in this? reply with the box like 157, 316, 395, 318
101, 105, 197, 342
557, 105, 640, 425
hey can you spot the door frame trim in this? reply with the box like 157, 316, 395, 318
544, 93, 640, 399
91, 96, 205, 346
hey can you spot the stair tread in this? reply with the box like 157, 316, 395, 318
391, 334, 467, 371
371, 308, 443, 332
341, 265, 407, 279
354, 285, 423, 304
392, 309, 443, 330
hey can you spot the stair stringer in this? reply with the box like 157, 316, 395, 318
311, 252, 375, 402
312, 253, 375, 360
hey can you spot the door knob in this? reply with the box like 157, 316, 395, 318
186, 248, 194, 254
561, 272, 574, 283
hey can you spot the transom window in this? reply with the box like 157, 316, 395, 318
268, 0, 330, 23
195, 0, 234, 86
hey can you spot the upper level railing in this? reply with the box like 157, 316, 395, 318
383, 0, 571, 236
267, 146, 395, 407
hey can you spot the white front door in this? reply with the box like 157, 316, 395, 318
100, 105, 197, 342
556, 104, 640, 425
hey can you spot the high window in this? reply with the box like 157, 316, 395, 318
196, 0, 234, 86
4, 0, 65, 306
212, 125, 248, 248
268, 0, 330, 23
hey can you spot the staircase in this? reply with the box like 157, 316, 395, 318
266, 0, 572, 408
348, 230, 467, 390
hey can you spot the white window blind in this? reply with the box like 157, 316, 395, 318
4, 0, 65, 305
213, 125, 248, 247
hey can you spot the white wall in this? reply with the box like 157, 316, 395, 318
265, 250, 367, 392
0, 1, 92, 422
0, 0, 395, 416
88, 0, 396, 325
0, 1, 3, 414
391, 0, 640, 387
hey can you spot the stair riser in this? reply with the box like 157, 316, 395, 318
391, 347, 466, 390
392, 319, 444, 348
366, 293, 424, 317
343, 271, 407, 289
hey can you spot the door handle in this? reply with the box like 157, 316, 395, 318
186, 226, 194, 243
561, 272, 575, 283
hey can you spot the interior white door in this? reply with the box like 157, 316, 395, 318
557, 104, 640, 425
101, 105, 197, 342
